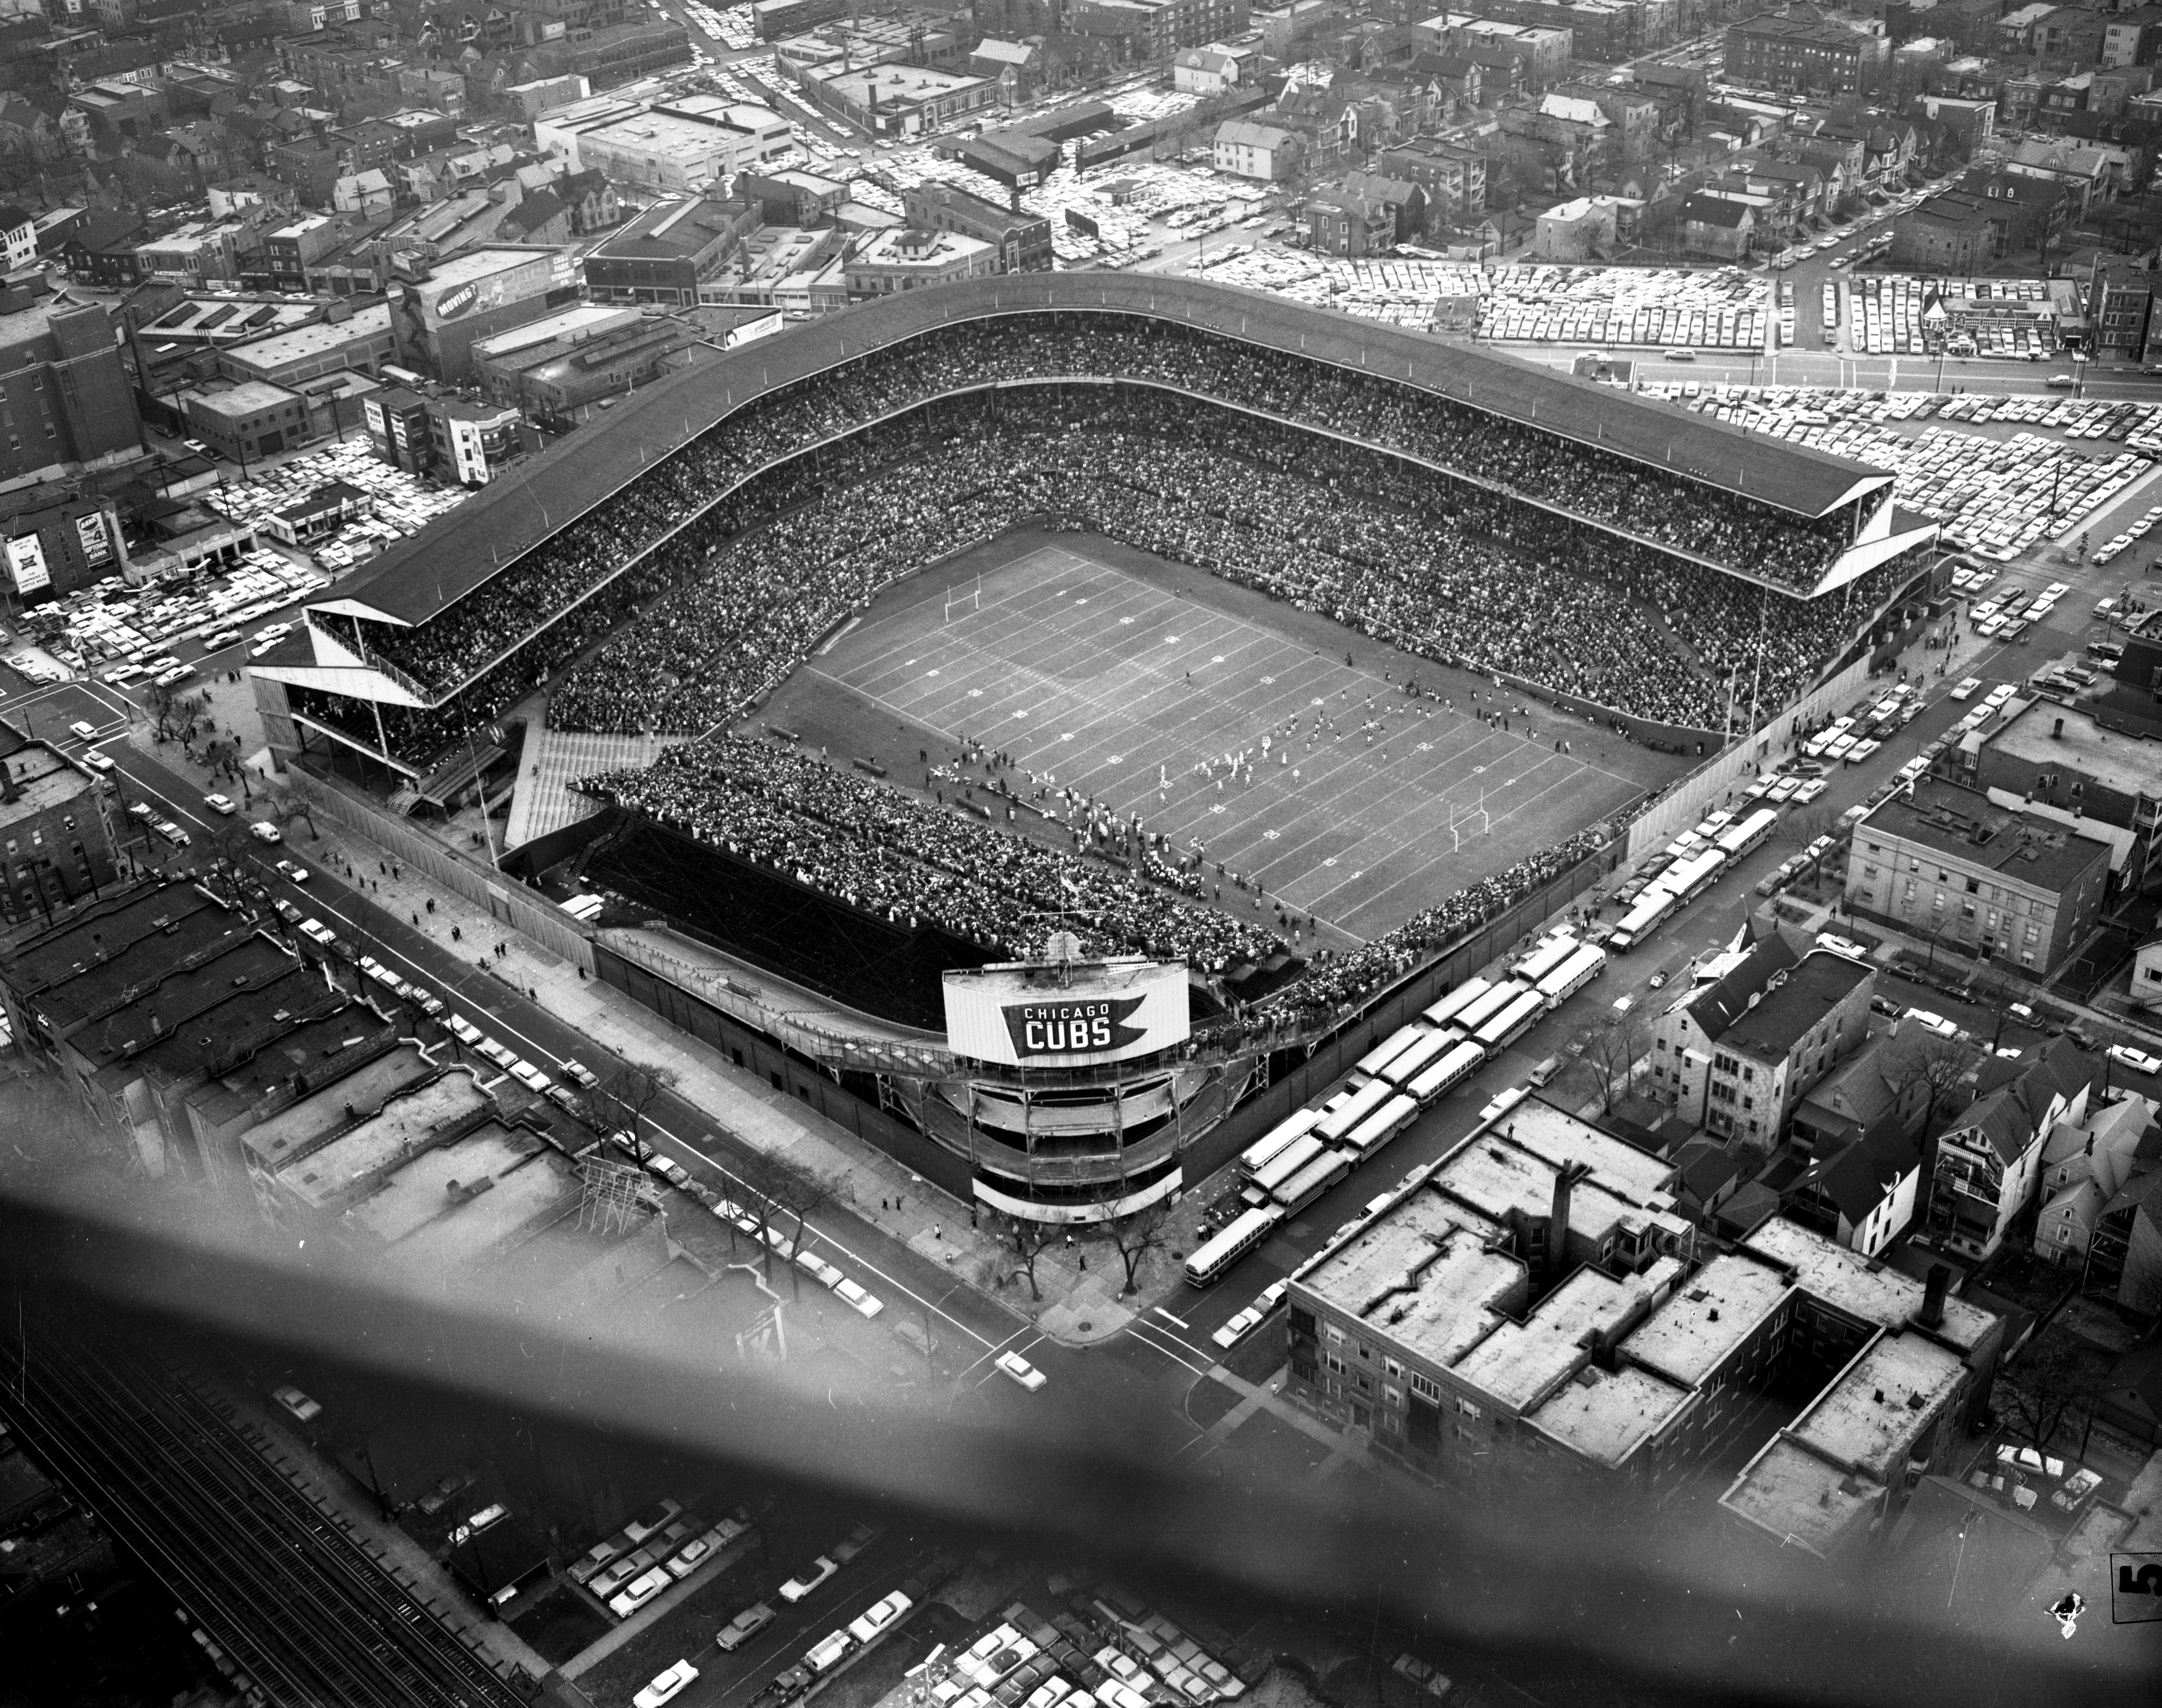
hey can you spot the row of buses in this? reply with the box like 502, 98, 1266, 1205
1606, 806, 1778, 954
1183, 931, 1609, 1287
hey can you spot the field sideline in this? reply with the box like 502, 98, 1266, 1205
757, 537, 1667, 943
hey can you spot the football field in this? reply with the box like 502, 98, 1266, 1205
791, 541, 1651, 942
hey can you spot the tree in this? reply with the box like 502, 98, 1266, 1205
265, 789, 321, 842
148, 681, 203, 744
1994, 1330, 2114, 1455
997, 1214, 1057, 1302
1583, 1009, 1644, 1115
1776, 804, 1834, 850
1097, 1195, 1174, 1297
1887, 1032, 1978, 1137
593, 1060, 678, 1166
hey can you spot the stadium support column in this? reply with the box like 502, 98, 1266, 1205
370, 696, 392, 769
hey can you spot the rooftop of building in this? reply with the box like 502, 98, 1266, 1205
226, 302, 393, 369
190, 379, 300, 420
1799, 1330, 1971, 1475
184, 1002, 393, 1132
850, 227, 991, 268
1983, 697, 2161, 802
1527, 1361, 1693, 1468
471, 302, 644, 362
0, 738, 98, 821
1618, 1252, 1793, 1388
590, 195, 746, 259
1862, 777, 2112, 891
0, 290, 100, 351
1719, 950, 1870, 1061
123, 956, 343, 1083
812, 62, 987, 101
239, 1041, 441, 1170
273, 1064, 495, 1209
1450, 1255, 1686, 1411
10, 881, 230, 1019
1741, 1216, 1995, 1352
418, 245, 556, 290
1719, 1436, 1879, 1555
77, 933, 304, 1077
345, 1117, 544, 1243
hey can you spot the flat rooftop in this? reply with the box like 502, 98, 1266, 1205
1989, 698, 2161, 801
7, 880, 216, 1001
0, 745, 97, 820
1862, 777, 2110, 892
471, 303, 642, 361
275, 1068, 494, 1208
227, 302, 392, 369
347, 1120, 539, 1243
1719, 1438, 1877, 1557
1528, 1363, 1693, 1469
1303, 1199, 1524, 1371
186, 1003, 389, 1129
1789, 1331, 1966, 1477
123, 958, 329, 1081
192, 380, 299, 419
1742, 1216, 1996, 1354
1451, 1256, 1685, 1411
1618, 1252, 1793, 1390
240, 1043, 440, 1170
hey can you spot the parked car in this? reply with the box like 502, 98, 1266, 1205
620, 1499, 683, 1546
2108, 1043, 2162, 1077
716, 1601, 777, 1650
270, 1384, 321, 1422
832, 1278, 883, 1318
509, 1060, 551, 1093
829, 1522, 881, 1564
561, 1059, 601, 1088
633, 1661, 699, 1708
298, 919, 335, 945
1212, 1306, 1265, 1350
273, 859, 309, 883
248, 820, 282, 842
610, 1567, 674, 1620
849, 1591, 913, 1644
81, 749, 114, 772
778, 1557, 839, 1603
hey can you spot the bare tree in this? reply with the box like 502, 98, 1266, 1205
1994, 1331, 2113, 1455
1583, 1010, 1644, 1115
149, 681, 203, 744
1777, 804, 1835, 849
1887, 1033, 1979, 1137
265, 789, 321, 842
594, 1060, 679, 1165
731, 1150, 841, 1292
1097, 1196, 1174, 1298
998, 1214, 1058, 1302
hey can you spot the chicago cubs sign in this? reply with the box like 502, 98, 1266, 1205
944, 959, 1189, 1068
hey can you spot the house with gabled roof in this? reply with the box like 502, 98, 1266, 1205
1922, 1036, 2097, 1260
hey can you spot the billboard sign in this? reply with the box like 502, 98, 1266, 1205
76, 509, 112, 567
446, 416, 491, 486
943, 959, 1189, 1068
4, 533, 51, 595
412, 253, 553, 330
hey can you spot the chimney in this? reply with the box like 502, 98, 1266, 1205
1919, 1262, 1949, 1329
2052, 718, 2063, 739
1549, 1160, 1590, 1282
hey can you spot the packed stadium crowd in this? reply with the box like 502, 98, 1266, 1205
578, 735, 1283, 974
355, 311, 1869, 696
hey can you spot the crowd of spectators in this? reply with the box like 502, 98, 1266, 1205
350, 309, 1873, 699
578, 735, 1282, 975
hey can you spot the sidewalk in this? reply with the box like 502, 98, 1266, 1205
282, 799, 1158, 1348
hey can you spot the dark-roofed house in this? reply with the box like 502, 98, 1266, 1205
1646, 938, 1876, 1148
1845, 776, 2113, 976
1786, 1121, 1923, 1257
2034, 1091, 2157, 1270
1213, 118, 1302, 181
900, 182, 1054, 272
48, 209, 146, 288
1683, 191, 1757, 259
583, 195, 758, 306
1922, 1035, 2098, 1260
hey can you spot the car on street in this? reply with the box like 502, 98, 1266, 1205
273, 859, 309, 883
546, 1083, 583, 1115
849, 1591, 913, 1644
833, 1278, 883, 1317
561, 1059, 600, 1088
1948, 676, 1982, 701
797, 1251, 845, 1287
205, 629, 243, 650
778, 1556, 839, 1602
449, 1016, 482, 1044
509, 1060, 552, 1093
805, 1630, 854, 1673
478, 1038, 517, 1069
716, 1601, 776, 1650
247, 819, 282, 842
270, 1384, 321, 1422
69, 720, 100, 740
271, 898, 302, 924
610, 1567, 674, 1619
994, 1350, 1047, 1391
1791, 777, 1829, 803
2044, 373, 2076, 388
649, 1155, 691, 1188
298, 918, 335, 945
81, 749, 114, 772
155, 819, 191, 846
126, 802, 156, 824
620, 1499, 682, 1545
2109, 1043, 2162, 1077
1904, 1009, 1961, 1039
180, 437, 210, 456
1212, 1305, 1265, 1349
633, 1661, 699, 1708
1391, 1654, 1451, 1698
153, 664, 195, 687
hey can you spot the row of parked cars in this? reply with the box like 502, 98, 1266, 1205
568, 1496, 760, 1620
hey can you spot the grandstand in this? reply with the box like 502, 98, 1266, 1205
251, 274, 1929, 805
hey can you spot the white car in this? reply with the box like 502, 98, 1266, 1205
848, 1591, 913, 1644
994, 1350, 1046, 1390
716, 1601, 776, 1650
611, 1567, 674, 1619
478, 1038, 517, 1069
1791, 777, 1829, 803
449, 1016, 482, 1044
633, 1661, 699, 1708
270, 1384, 321, 1422
1903, 1009, 1961, 1039
298, 919, 335, 945
509, 1060, 552, 1093
778, 1556, 839, 1602
273, 859, 309, 883
69, 720, 100, 740
2108, 1043, 2162, 1077
248, 820, 282, 842
797, 1251, 845, 1287
833, 1278, 884, 1318
1212, 1306, 1265, 1350
81, 749, 114, 772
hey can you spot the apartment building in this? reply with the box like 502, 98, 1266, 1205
1922, 1036, 2096, 1260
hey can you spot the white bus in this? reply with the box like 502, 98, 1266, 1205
1511, 934, 1579, 988
1381, 1026, 1463, 1090
1471, 988, 1548, 1055
1450, 979, 1529, 1038
1661, 847, 1728, 905
1185, 1204, 1285, 1288
1608, 889, 1677, 952
1240, 1108, 1326, 1182
1422, 977, 1494, 1033
1271, 1148, 1352, 1214
1340, 1094, 1419, 1161
1405, 1038, 1485, 1106
1713, 807, 1779, 863
1250, 1132, 1328, 1198
1534, 942, 1607, 1009
1355, 1022, 1433, 1083
1315, 1076, 1396, 1146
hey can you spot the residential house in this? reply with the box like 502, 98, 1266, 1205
1377, 135, 1486, 226
970, 38, 1045, 103
1922, 1036, 2097, 1260
2134, 934, 2162, 1014
1684, 190, 1757, 259
556, 169, 622, 235
1174, 46, 1242, 96
1645, 938, 1876, 1148
1724, 13, 1891, 96
1496, 91, 1613, 196
1533, 192, 1631, 258
1274, 82, 1361, 167
2034, 1092, 2157, 1268
0, 204, 36, 273
47, 210, 144, 287
1214, 119, 1303, 181
1786, 1123, 1923, 1258
2088, 1163, 2162, 1315
333, 168, 395, 217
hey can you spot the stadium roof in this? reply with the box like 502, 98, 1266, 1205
318, 273, 1897, 631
